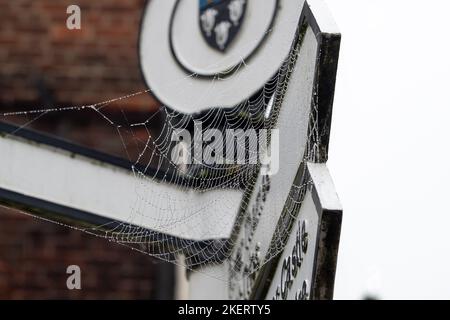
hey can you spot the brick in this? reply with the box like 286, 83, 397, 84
0, 206, 158, 299
0, 0, 157, 113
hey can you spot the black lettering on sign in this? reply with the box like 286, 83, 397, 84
273, 219, 310, 300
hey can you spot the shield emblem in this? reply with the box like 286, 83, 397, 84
199, 0, 248, 52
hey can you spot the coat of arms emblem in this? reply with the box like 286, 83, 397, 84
199, 0, 247, 52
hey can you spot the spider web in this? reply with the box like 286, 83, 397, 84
0, 21, 320, 297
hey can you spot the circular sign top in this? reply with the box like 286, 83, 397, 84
140, 0, 305, 114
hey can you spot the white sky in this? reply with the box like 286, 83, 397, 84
325, 0, 450, 299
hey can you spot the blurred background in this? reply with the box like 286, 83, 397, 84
327, 0, 450, 300
0, 0, 174, 299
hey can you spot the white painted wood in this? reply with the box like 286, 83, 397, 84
228, 25, 319, 299
307, 0, 340, 35
140, 0, 305, 113
175, 255, 190, 300
0, 134, 242, 241
307, 162, 342, 211
265, 190, 319, 300
265, 162, 342, 300
188, 264, 229, 300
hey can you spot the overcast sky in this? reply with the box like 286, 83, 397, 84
325, 0, 450, 299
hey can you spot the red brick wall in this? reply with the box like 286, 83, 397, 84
0, 0, 173, 299
0, 207, 167, 299
0, 0, 157, 112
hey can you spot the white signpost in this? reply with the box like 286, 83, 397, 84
264, 163, 342, 300
0, 0, 342, 300
185, 0, 343, 300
